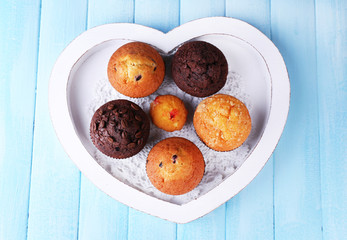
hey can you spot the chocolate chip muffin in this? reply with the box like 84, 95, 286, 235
90, 100, 150, 159
172, 41, 228, 97
107, 42, 165, 98
146, 137, 205, 195
193, 94, 251, 151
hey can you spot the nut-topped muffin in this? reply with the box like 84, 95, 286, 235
150, 95, 188, 132
146, 137, 205, 195
172, 41, 228, 97
107, 42, 165, 98
193, 94, 251, 151
90, 100, 150, 158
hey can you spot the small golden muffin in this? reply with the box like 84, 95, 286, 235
146, 137, 205, 195
193, 94, 251, 151
150, 95, 188, 132
107, 42, 165, 98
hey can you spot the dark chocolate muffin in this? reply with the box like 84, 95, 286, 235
90, 100, 150, 159
171, 41, 228, 97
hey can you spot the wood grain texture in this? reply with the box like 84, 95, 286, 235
78, 176, 129, 240
0, 1, 41, 239
225, 1, 273, 239
180, 0, 225, 24
87, 0, 134, 28
135, 0, 179, 33
271, 0, 323, 239
225, 160, 274, 240
127, 1, 179, 239
177, 1, 226, 239
77, 1, 133, 239
26, 1, 87, 239
316, 0, 347, 239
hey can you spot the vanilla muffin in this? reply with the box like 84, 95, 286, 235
107, 42, 165, 98
150, 95, 188, 132
146, 137, 205, 195
193, 94, 251, 151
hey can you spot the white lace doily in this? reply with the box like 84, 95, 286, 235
88, 70, 254, 205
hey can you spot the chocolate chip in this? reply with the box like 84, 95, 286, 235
114, 66, 117, 71
119, 108, 128, 114
146, 159, 149, 164
172, 154, 177, 164
121, 131, 127, 139
135, 131, 143, 138
127, 143, 136, 149
107, 104, 114, 110
131, 103, 140, 111
137, 138, 143, 145
153, 66, 157, 71
123, 114, 129, 120
121, 119, 128, 128
115, 147, 120, 151
135, 115, 142, 121
159, 162, 163, 168
135, 75, 142, 81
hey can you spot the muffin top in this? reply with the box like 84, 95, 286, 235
171, 41, 228, 97
146, 137, 205, 195
107, 42, 165, 98
193, 94, 251, 151
90, 100, 150, 159
150, 95, 188, 132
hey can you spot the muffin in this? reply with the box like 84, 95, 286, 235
146, 137, 205, 195
171, 41, 228, 97
193, 94, 251, 151
107, 42, 165, 98
90, 100, 150, 158
150, 95, 188, 132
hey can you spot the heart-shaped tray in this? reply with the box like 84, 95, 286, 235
49, 17, 290, 223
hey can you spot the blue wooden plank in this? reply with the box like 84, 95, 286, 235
271, 0, 322, 239
78, 176, 129, 240
134, 0, 179, 33
180, 0, 225, 24
316, 0, 347, 239
176, 205, 226, 240
177, 1, 226, 239
87, 0, 134, 28
126, 1, 179, 239
26, 1, 88, 239
0, 1, 41, 240
77, 1, 133, 239
224, 1, 273, 239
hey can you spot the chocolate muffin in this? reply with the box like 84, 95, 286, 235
90, 100, 150, 159
107, 42, 165, 98
171, 41, 228, 97
146, 137, 205, 195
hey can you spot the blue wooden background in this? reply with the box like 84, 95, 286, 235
0, 0, 346, 239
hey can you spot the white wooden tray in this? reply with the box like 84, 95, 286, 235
49, 17, 290, 223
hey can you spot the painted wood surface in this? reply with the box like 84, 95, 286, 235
225, 1, 274, 239
316, 0, 347, 239
0, 1, 40, 240
271, 0, 322, 239
26, 1, 87, 239
0, 0, 346, 239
